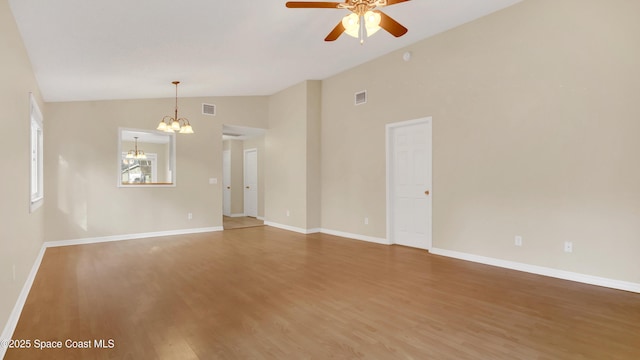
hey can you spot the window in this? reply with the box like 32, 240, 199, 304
121, 153, 158, 184
117, 128, 175, 187
30, 93, 44, 212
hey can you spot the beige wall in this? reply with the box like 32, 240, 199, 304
45, 96, 267, 241
306, 81, 322, 229
0, 0, 45, 337
265, 81, 321, 230
321, 0, 640, 283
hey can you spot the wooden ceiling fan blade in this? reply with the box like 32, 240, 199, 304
383, 0, 410, 6
375, 10, 408, 37
325, 21, 346, 41
286, 1, 342, 8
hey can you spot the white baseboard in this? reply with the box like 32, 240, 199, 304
45, 227, 223, 248
320, 228, 391, 245
264, 221, 320, 235
263, 223, 391, 245
265, 225, 639, 294
1, 245, 46, 360
257, 216, 265, 221
228, 213, 245, 218
430, 248, 640, 294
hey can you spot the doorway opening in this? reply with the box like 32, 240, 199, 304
222, 125, 266, 230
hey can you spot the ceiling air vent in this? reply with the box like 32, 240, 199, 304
202, 103, 216, 116
355, 90, 367, 105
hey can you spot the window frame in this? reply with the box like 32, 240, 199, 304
117, 128, 176, 188
29, 93, 44, 213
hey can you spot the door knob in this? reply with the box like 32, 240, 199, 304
246, 186, 250, 189
425, 190, 430, 196
227, 186, 230, 189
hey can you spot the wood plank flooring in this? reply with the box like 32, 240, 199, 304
5, 226, 640, 359
223, 216, 264, 230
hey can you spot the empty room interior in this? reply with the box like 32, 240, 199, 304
1, 0, 639, 359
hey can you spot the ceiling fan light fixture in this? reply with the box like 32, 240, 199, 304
342, 11, 381, 40
364, 11, 381, 36
342, 13, 360, 38
286, 1, 408, 42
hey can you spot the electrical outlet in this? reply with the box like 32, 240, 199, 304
515, 236, 523, 247
286, 210, 290, 217
364, 217, 369, 225
564, 241, 573, 253
188, 213, 193, 220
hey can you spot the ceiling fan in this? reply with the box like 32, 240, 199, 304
286, 0, 410, 44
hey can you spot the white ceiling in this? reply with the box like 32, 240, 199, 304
9, 0, 522, 102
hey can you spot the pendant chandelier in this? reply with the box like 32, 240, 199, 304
126, 137, 146, 160
156, 81, 194, 134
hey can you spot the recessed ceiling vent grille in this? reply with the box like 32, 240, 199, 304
202, 103, 216, 116
355, 90, 367, 105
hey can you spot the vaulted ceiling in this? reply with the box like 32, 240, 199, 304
9, 0, 522, 102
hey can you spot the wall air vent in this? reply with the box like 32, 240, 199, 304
355, 90, 367, 106
202, 103, 216, 116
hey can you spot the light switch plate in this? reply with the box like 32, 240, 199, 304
209, 178, 217, 184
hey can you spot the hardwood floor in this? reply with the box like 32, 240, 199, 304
5, 227, 640, 359
223, 216, 264, 230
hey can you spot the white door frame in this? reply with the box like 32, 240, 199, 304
222, 150, 231, 216
243, 148, 258, 218
386, 117, 433, 250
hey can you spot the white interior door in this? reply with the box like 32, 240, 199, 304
244, 149, 258, 218
222, 150, 231, 216
387, 118, 432, 250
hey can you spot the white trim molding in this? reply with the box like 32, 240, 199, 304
264, 221, 320, 235
320, 228, 391, 246
45, 227, 223, 248
430, 248, 640, 294
228, 213, 246, 218
263, 223, 390, 245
